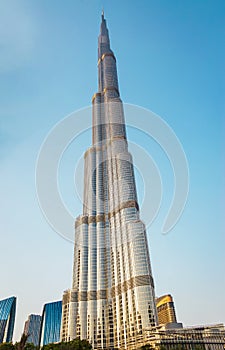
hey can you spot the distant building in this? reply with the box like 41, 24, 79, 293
0, 296, 16, 343
144, 323, 225, 349
156, 294, 178, 325
24, 314, 41, 346
39, 301, 62, 346
61, 290, 72, 342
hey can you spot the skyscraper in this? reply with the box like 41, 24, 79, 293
24, 314, 41, 346
39, 301, 62, 347
0, 296, 16, 343
68, 13, 158, 349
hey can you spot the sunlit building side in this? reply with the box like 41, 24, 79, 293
68, 12, 158, 350
156, 294, 177, 325
61, 290, 72, 342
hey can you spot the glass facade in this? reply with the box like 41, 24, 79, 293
24, 314, 41, 346
39, 301, 62, 346
0, 296, 16, 343
68, 13, 158, 349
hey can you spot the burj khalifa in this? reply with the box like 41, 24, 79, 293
63, 13, 158, 350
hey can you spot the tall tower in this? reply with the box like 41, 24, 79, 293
69, 13, 158, 349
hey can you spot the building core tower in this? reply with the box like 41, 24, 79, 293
69, 13, 158, 349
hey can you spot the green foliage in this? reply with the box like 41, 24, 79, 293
15, 333, 29, 350
0, 338, 92, 350
0, 334, 39, 350
139, 344, 154, 350
0, 343, 15, 350
24, 344, 38, 350
157, 346, 167, 350
42, 339, 92, 350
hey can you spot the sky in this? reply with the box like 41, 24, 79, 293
0, 0, 224, 342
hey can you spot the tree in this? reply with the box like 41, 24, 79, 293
157, 346, 167, 350
139, 344, 154, 350
0, 343, 15, 350
41, 339, 92, 350
15, 333, 29, 350
24, 344, 38, 350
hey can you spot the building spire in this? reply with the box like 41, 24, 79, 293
100, 9, 107, 36
98, 10, 111, 59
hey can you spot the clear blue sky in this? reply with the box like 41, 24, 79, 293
0, 0, 224, 341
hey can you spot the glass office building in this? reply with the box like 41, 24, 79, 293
68, 13, 158, 349
39, 301, 62, 346
24, 314, 41, 346
0, 296, 16, 343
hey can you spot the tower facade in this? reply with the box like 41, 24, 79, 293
69, 14, 158, 349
